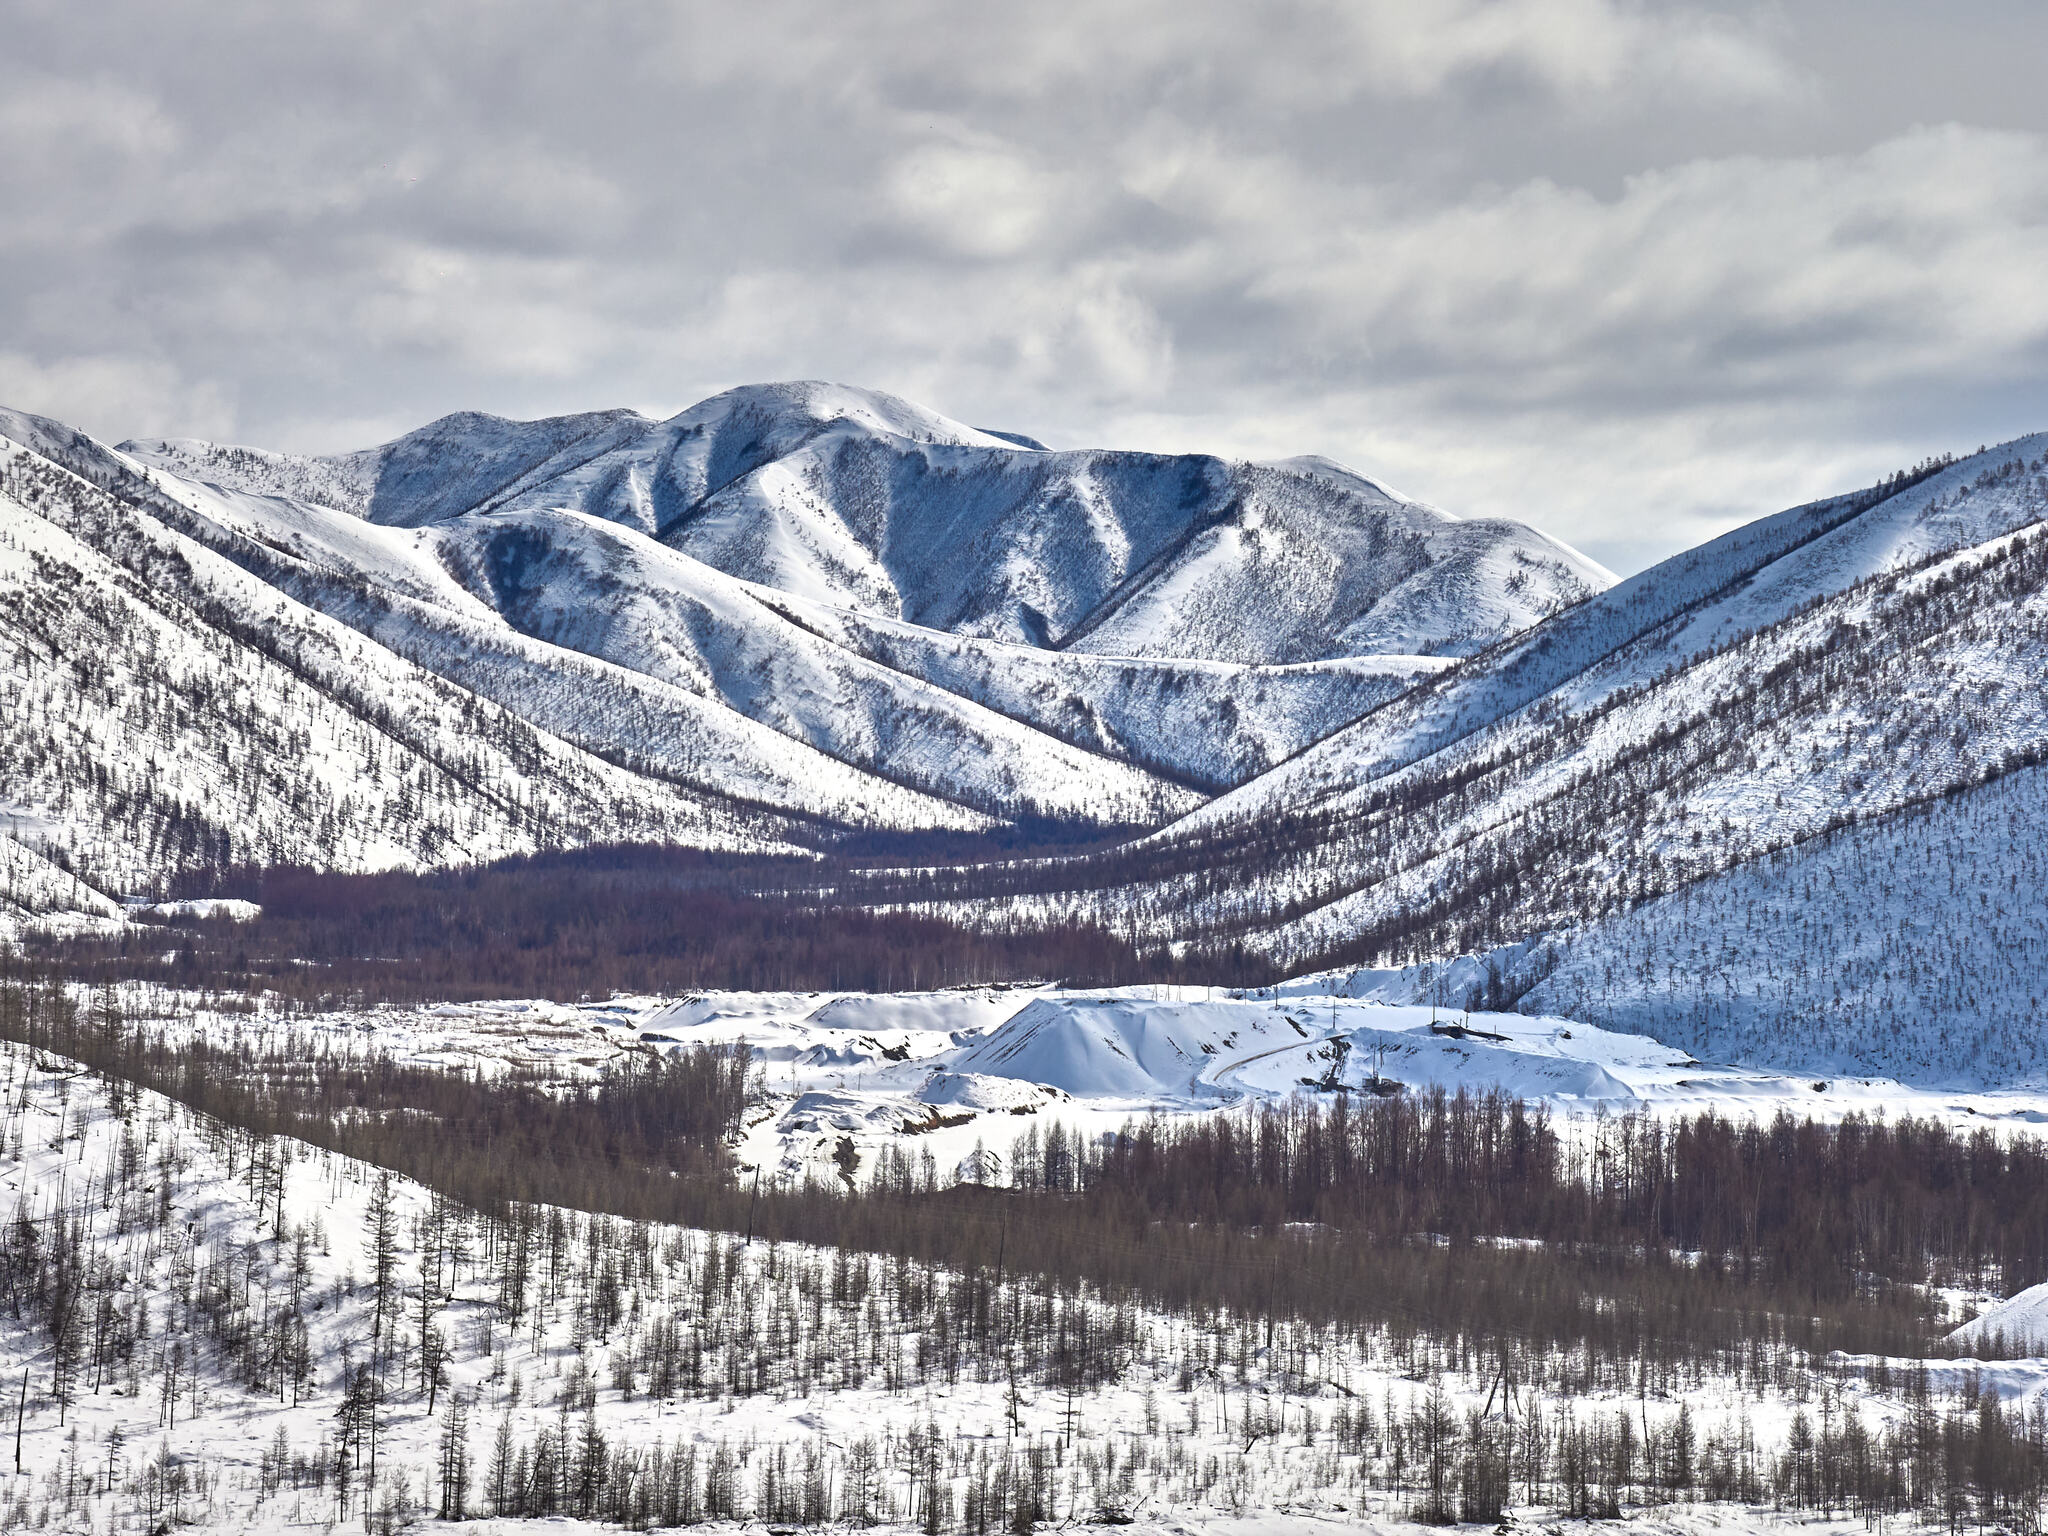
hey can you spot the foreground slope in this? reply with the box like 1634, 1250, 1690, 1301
16, 1030, 2017, 1536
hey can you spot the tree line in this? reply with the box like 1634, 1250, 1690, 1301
29, 848, 1188, 1005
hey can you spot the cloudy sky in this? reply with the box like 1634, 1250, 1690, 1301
5, 1, 2047, 571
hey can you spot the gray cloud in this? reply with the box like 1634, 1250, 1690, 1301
3, 0, 2045, 571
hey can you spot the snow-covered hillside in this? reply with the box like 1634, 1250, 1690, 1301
4, 1035, 1448, 1534
984, 440, 2048, 1001
116, 473, 1187, 828
0, 425, 792, 918
14, 1032, 2032, 1536
1509, 760, 2048, 1088
759, 592, 1455, 788
1175, 439, 2048, 837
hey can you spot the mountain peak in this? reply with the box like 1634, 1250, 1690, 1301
669, 378, 1006, 435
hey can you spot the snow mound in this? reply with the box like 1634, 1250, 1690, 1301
136, 897, 261, 921
1347, 1024, 1633, 1102
1953, 1282, 2048, 1352
804, 990, 1036, 1040
949, 997, 1228, 1099
778, 1090, 902, 1135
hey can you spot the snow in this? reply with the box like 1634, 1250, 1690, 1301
1, 415, 992, 860
412, 506, 1194, 824
953, 436, 2048, 1080
1176, 434, 2048, 838
0, 427, 797, 912
915, 1070, 1062, 1113
117, 436, 379, 517
16, 386, 2048, 1114
1512, 758, 2048, 1087
87, 383, 1591, 824
130, 897, 261, 922
950, 995, 1253, 1100
7, 379, 1614, 925
109, 382, 1605, 807
758, 589, 1458, 788
0, 832, 123, 932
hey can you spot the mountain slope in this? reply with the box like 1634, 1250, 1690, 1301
114, 383, 1604, 814
24, 380, 1612, 911
41, 381, 2048, 1096
902, 439, 2048, 1013
1247, 504, 2048, 967
1508, 760, 2048, 1087
757, 591, 1457, 789
107, 461, 1196, 824
1170, 443, 2043, 840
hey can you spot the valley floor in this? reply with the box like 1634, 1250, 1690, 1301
95, 976, 2048, 1194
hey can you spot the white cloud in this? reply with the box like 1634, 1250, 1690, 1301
349, 245, 622, 379
0, 73, 177, 160
1241, 124, 2048, 407
0, 353, 233, 444
884, 141, 1073, 259
1338, 0, 1798, 104
691, 0, 1797, 115
0, 1, 2043, 569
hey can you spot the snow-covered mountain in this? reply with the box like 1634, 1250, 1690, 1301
117, 385, 1609, 809
0, 434, 770, 925
17, 379, 2048, 1086
915, 436, 2048, 1080
111, 384, 1608, 807
2, 383, 1600, 917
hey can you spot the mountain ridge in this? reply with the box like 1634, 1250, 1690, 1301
123, 381, 1612, 664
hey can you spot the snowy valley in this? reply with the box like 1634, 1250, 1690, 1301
10, 382, 2048, 1532
10, 965, 2048, 1535
7, 391, 2045, 1092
